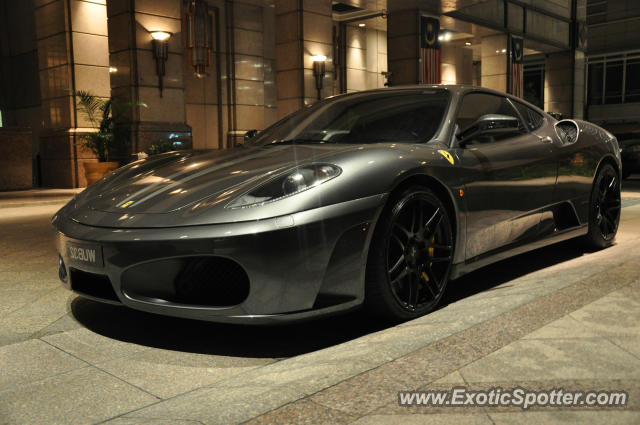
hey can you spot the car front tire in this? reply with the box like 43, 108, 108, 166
365, 186, 454, 321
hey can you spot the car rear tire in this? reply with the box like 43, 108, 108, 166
582, 163, 621, 249
365, 186, 454, 321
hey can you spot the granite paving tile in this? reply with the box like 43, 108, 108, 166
0, 338, 87, 390
0, 366, 158, 425
125, 383, 305, 425
490, 411, 640, 425
348, 413, 494, 424
96, 348, 274, 399
242, 399, 356, 425
457, 339, 640, 383
309, 366, 411, 416
42, 327, 151, 364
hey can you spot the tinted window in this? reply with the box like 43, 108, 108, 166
456, 93, 525, 139
625, 59, 640, 103
588, 63, 603, 105
605, 60, 623, 104
251, 89, 451, 145
513, 101, 545, 130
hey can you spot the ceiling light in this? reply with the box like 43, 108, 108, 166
465, 42, 471, 46
358, 23, 365, 27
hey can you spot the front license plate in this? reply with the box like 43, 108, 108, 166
67, 242, 103, 268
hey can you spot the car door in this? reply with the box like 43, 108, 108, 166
455, 92, 558, 260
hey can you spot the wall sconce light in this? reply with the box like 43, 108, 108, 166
310, 55, 327, 100
151, 31, 171, 97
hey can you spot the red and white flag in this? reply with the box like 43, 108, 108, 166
420, 16, 441, 84
510, 36, 524, 97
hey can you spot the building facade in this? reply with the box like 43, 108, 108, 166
584, 0, 640, 139
0, 0, 594, 188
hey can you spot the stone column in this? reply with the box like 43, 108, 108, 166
107, 0, 190, 154
275, 0, 333, 118
545, 51, 585, 118
35, 0, 111, 187
480, 34, 508, 92
387, 8, 421, 85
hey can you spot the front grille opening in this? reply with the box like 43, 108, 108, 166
174, 257, 250, 306
70, 269, 120, 302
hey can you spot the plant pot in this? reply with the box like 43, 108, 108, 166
84, 161, 119, 185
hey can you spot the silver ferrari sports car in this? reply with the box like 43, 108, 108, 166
52, 85, 622, 323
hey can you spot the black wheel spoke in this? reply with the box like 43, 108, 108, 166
426, 266, 439, 289
409, 272, 420, 307
393, 223, 412, 239
602, 208, 617, 224
601, 215, 611, 235
422, 208, 442, 238
420, 268, 438, 298
391, 233, 406, 251
390, 267, 408, 285
389, 255, 405, 275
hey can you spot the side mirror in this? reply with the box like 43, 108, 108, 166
244, 129, 259, 143
457, 114, 521, 146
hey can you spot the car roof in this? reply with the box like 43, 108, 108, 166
338, 84, 547, 116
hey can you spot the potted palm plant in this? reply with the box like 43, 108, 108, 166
74, 91, 146, 184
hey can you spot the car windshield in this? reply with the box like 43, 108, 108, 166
249, 89, 451, 146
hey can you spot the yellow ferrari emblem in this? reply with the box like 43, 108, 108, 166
438, 150, 454, 165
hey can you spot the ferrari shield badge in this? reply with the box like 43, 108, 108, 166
438, 150, 454, 165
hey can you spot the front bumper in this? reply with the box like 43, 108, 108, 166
54, 195, 384, 324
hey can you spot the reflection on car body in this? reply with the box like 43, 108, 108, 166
52, 85, 622, 323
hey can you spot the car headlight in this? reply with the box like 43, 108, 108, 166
227, 164, 342, 208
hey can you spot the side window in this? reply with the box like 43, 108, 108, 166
513, 101, 545, 131
455, 93, 526, 142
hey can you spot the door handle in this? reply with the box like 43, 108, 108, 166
539, 136, 553, 144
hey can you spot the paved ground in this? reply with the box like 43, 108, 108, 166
1, 179, 639, 424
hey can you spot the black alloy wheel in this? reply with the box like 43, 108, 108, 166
366, 187, 453, 320
583, 163, 621, 249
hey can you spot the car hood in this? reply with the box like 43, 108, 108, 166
58, 142, 450, 228
78, 145, 357, 215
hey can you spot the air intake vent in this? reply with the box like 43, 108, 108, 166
70, 269, 120, 303
174, 257, 250, 306
555, 120, 579, 145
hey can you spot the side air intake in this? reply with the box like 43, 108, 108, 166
555, 120, 579, 145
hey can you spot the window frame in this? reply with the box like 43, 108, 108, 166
451, 90, 530, 147
511, 99, 546, 131
586, 49, 640, 105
